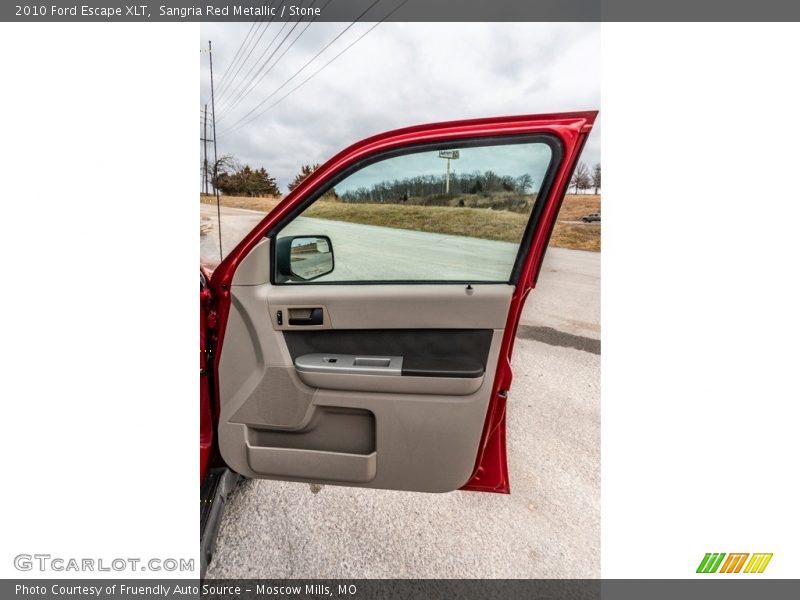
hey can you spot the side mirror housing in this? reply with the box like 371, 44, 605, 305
276, 235, 334, 282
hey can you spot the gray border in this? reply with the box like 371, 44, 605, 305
4, 0, 800, 22
2, 579, 799, 599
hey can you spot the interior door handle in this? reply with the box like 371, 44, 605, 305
288, 307, 323, 326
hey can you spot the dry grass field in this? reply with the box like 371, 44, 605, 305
201, 193, 600, 251
549, 194, 601, 251
201, 193, 283, 213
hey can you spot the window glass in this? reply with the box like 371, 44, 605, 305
275, 140, 553, 283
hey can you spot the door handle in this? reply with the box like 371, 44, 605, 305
288, 307, 323, 326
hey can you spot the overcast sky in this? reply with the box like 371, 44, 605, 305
200, 22, 600, 191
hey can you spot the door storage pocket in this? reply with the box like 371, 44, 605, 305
245, 446, 376, 483
245, 407, 376, 482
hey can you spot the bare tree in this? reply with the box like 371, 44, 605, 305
203, 154, 240, 193
570, 162, 591, 194
591, 163, 601, 194
515, 173, 534, 193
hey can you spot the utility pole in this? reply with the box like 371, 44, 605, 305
209, 40, 223, 262
201, 104, 210, 195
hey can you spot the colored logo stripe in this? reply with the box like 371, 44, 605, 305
698, 552, 772, 574
697, 553, 726, 573
744, 553, 773, 573
719, 553, 749, 573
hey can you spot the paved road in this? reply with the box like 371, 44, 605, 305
200, 204, 599, 339
201, 204, 264, 263
201, 203, 600, 578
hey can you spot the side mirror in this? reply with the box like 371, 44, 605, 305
276, 235, 334, 281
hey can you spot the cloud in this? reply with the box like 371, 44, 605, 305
200, 22, 600, 190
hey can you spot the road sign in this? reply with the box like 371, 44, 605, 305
438, 151, 460, 193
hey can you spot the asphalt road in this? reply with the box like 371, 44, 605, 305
200, 204, 599, 338
201, 203, 600, 578
202, 205, 518, 281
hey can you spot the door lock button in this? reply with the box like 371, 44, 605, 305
276, 310, 283, 326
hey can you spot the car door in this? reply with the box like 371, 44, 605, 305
207, 111, 596, 493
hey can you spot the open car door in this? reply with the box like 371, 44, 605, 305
207, 112, 596, 493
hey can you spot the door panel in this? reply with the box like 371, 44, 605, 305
268, 280, 513, 330
210, 112, 597, 493
217, 238, 509, 491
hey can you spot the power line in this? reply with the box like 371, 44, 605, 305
215, 0, 311, 118
214, 20, 258, 94
202, 24, 262, 107
214, 0, 289, 107
219, 0, 385, 135
217, 0, 332, 122
213, 11, 280, 103
214, 20, 287, 110
214, 18, 272, 101
221, 0, 406, 138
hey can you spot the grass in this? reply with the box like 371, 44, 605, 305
551, 221, 601, 251
551, 194, 601, 251
200, 193, 600, 251
555, 194, 601, 221
306, 203, 528, 242
200, 193, 282, 213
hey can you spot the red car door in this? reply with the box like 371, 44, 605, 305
202, 111, 596, 493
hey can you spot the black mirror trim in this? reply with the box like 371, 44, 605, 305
275, 235, 335, 282
275, 236, 294, 278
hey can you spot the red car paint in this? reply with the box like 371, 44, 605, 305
200, 285, 213, 483
202, 111, 596, 491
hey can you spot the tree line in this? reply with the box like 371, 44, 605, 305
203, 155, 601, 198
203, 155, 319, 197
338, 171, 535, 204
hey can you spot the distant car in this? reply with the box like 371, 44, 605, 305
581, 212, 600, 223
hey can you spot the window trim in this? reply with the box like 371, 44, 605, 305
268, 133, 564, 286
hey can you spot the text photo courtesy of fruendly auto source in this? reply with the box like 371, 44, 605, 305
200, 22, 600, 578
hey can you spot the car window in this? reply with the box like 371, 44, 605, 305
275, 139, 554, 284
